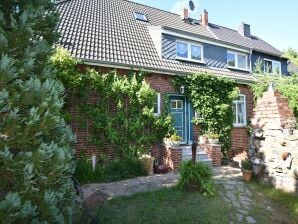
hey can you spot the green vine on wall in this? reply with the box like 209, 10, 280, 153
175, 73, 238, 154
51, 47, 174, 159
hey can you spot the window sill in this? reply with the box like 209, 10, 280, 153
176, 57, 206, 64
228, 66, 250, 72
233, 124, 247, 128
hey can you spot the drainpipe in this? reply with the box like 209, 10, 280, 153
249, 49, 253, 72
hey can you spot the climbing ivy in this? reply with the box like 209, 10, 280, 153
51, 48, 174, 158
175, 73, 238, 154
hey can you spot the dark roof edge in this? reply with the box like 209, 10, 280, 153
81, 59, 255, 85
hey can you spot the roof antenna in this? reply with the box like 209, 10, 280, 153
189, 0, 195, 11
188, 0, 197, 19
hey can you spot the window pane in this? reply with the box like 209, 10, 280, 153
237, 54, 246, 69
134, 12, 147, 21
272, 62, 281, 74
237, 95, 245, 101
177, 42, 188, 58
171, 100, 176, 109
176, 100, 183, 109
227, 52, 236, 67
238, 102, 244, 124
264, 60, 272, 73
191, 45, 201, 61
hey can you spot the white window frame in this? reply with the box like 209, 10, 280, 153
263, 58, 281, 75
227, 50, 248, 71
176, 40, 204, 63
233, 94, 247, 127
153, 92, 161, 116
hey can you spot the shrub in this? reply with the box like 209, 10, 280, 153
178, 161, 215, 196
74, 158, 105, 185
169, 134, 182, 141
74, 157, 147, 185
104, 157, 147, 182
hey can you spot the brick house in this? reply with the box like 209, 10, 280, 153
56, 0, 288, 166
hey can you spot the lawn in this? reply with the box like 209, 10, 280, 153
248, 181, 298, 224
94, 187, 231, 224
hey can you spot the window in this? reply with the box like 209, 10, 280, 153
171, 100, 183, 109
264, 59, 281, 74
233, 94, 246, 127
176, 41, 203, 62
227, 51, 248, 70
134, 12, 148, 22
153, 93, 161, 115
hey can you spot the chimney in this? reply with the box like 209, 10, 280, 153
182, 8, 188, 20
238, 22, 251, 38
201, 9, 208, 26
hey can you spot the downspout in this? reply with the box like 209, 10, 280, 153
249, 49, 253, 73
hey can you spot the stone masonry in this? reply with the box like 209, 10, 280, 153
250, 89, 298, 193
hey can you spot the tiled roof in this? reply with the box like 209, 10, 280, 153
56, 0, 281, 83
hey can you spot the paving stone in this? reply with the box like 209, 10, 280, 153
239, 195, 252, 202
232, 200, 241, 208
240, 200, 251, 206
245, 189, 252, 196
238, 209, 249, 215
224, 183, 235, 190
236, 213, 243, 222
246, 216, 256, 223
223, 196, 231, 203
226, 191, 237, 201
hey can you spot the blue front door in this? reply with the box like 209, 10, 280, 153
169, 95, 186, 142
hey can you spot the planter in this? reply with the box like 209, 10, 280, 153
208, 138, 219, 144
242, 170, 253, 181
139, 155, 154, 175
163, 138, 181, 147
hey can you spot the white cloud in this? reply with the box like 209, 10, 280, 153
170, 0, 200, 17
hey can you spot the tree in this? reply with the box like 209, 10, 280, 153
0, 1, 75, 223
283, 47, 298, 66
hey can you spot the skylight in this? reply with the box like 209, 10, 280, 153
134, 12, 148, 22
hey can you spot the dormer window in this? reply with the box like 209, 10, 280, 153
176, 41, 203, 63
264, 59, 281, 75
134, 12, 148, 22
227, 51, 248, 71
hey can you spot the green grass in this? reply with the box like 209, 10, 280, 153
248, 181, 298, 224
95, 187, 230, 224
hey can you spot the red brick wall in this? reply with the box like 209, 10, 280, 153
230, 85, 254, 159
160, 145, 182, 171
67, 65, 254, 162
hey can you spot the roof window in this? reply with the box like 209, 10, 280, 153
134, 12, 148, 22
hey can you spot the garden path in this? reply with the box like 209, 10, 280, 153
82, 166, 272, 223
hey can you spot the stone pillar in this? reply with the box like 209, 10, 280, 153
160, 145, 182, 171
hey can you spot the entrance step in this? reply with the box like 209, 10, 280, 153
181, 146, 212, 167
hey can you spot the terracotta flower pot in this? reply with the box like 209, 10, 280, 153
242, 169, 253, 181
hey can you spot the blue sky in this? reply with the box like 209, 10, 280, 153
131, 0, 298, 52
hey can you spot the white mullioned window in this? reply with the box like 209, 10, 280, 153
233, 94, 247, 127
227, 50, 248, 70
153, 92, 161, 115
176, 40, 203, 63
264, 59, 281, 75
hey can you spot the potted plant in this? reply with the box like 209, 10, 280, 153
241, 159, 253, 181
206, 132, 219, 144
168, 134, 182, 147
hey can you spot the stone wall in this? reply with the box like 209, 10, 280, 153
250, 89, 298, 193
